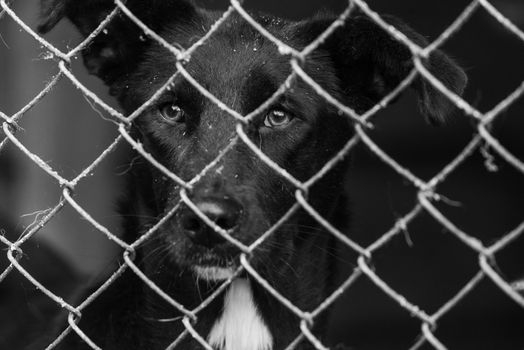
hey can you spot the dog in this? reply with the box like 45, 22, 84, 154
36, 0, 466, 349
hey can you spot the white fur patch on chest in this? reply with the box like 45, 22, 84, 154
207, 279, 273, 350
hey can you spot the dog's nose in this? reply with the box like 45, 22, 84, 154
179, 198, 242, 248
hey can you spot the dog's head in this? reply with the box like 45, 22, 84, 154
40, 0, 466, 281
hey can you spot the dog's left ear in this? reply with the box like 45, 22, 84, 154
38, 0, 198, 85
298, 14, 467, 124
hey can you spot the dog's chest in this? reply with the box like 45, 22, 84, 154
207, 279, 273, 350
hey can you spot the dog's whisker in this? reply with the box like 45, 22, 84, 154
143, 316, 183, 323
141, 245, 172, 265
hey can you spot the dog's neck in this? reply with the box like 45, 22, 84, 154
207, 278, 273, 350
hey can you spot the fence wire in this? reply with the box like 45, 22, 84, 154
1, 0, 524, 349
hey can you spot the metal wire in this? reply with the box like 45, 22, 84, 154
1, 0, 523, 349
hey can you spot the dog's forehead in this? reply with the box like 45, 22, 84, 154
134, 13, 339, 113
181, 23, 290, 93
192, 44, 286, 95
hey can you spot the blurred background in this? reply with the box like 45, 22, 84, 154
1, 0, 523, 348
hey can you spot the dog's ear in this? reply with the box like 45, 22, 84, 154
298, 14, 467, 124
38, 0, 198, 84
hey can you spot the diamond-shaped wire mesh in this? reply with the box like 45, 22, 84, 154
1, 0, 524, 349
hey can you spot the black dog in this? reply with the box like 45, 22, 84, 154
37, 0, 466, 349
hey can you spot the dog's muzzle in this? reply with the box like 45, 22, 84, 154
178, 196, 243, 248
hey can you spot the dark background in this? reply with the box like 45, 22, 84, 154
1, 0, 523, 349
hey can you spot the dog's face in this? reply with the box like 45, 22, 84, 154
121, 15, 354, 277
39, 0, 466, 280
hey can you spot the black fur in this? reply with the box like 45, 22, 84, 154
36, 1, 467, 349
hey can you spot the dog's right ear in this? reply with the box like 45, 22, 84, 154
296, 14, 467, 124
38, 0, 198, 84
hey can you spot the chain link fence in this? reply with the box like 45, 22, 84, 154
1, 0, 524, 349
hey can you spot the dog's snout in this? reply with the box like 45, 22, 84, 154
180, 197, 242, 248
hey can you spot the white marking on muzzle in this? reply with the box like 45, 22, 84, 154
208, 279, 273, 350
193, 266, 235, 281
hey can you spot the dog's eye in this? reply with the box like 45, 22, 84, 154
263, 109, 293, 128
159, 103, 185, 124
